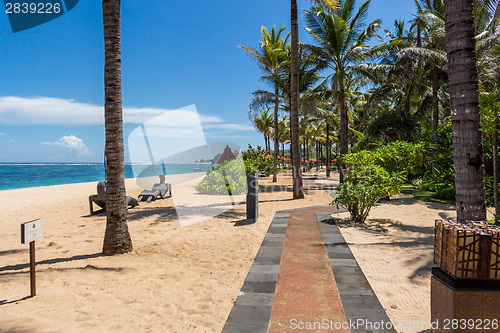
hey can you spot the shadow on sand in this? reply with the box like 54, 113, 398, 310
0, 252, 106, 276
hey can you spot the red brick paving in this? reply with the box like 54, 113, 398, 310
268, 206, 349, 333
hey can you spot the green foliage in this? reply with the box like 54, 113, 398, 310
415, 119, 455, 196
195, 159, 247, 195
435, 185, 456, 201
334, 150, 405, 223
372, 141, 431, 177
242, 144, 278, 175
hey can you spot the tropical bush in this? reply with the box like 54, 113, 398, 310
195, 158, 247, 195
334, 151, 404, 223
373, 141, 430, 178
242, 144, 279, 175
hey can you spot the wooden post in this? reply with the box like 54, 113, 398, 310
21, 219, 42, 297
30, 241, 36, 297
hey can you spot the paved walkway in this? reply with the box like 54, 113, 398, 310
268, 206, 348, 333
223, 177, 395, 333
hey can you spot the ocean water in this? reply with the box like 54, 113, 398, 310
0, 163, 213, 191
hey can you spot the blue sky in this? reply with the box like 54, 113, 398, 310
0, 0, 415, 162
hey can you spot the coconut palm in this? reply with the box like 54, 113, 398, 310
289, 0, 337, 198
278, 116, 291, 162
240, 26, 289, 182
444, 0, 486, 222
102, 0, 133, 254
250, 108, 274, 152
407, 0, 448, 171
304, 0, 381, 182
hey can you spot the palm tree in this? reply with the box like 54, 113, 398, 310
408, 0, 448, 171
240, 26, 289, 182
250, 108, 274, 152
444, 0, 486, 222
290, 0, 304, 198
304, 0, 381, 183
102, 0, 133, 254
289, 0, 337, 198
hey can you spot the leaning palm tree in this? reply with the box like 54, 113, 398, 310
304, 0, 381, 182
240, 26, 289, 183
102, 0, 133, 254
444, 0, 486, 222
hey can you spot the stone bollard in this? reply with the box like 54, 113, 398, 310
246, 173, 258, 220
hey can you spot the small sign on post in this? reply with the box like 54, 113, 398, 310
21, 219, 43, 297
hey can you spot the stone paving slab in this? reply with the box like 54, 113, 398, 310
222, 180, 396, 333
222, 212, 288, 332
316, 212, 396, 333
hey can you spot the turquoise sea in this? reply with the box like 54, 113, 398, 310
0, 163, 212, 191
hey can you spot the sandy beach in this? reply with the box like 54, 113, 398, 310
2, 170, 490, 333
0, 172, 331, 332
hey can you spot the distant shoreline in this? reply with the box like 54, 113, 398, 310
0, 163, 212, 192
0, 171, 207, 193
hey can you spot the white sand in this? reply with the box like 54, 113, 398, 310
0, 172, 331, 332
2, 170, 487, 333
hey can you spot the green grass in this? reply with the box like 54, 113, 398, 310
401, 185, 455, 205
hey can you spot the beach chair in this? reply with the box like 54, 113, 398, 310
137, 175, 172, 203
89, 181, 139, 215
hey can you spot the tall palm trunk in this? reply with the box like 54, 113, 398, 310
432, 65, 439, 172
326, 123, 331, 177
305, 139, 311, 172
102, 0, 132, 254
494, 113, 500, 225
290, 0, 304, 198
444, 0, 486, 222
273, 83, 279, 182
316, 140, 319, 171
339, 73, 348, 184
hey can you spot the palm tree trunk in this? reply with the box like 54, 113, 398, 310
273, 83, 279, 182
444, 0, 486, 222
494, 113, 500, 225
102, 0, 132, 255
339, 73, 348, 184
306, 139, 311, 172
290, 0, 304, 199
316, 140, 319, 171
302, 141, 305, 171
432, 64, 439, 172
326, 123, 331, 177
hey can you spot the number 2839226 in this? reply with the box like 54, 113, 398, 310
5, 2, 62, 14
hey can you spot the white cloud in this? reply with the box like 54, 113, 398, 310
203, 123, 256, 131
0, 132, 5, 135
42, 135, 90, 156
0, 96, 103, 125
0, 96, 227, 126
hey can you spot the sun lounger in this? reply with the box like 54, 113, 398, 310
89, 181, 139, 215
137, 175, 172, 203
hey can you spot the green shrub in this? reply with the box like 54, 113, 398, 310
435, 185, 456, 200
334, 151, 404, 223
195, 158, 247, 195
242, 144, 281, 175
373, 141, 431, 177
